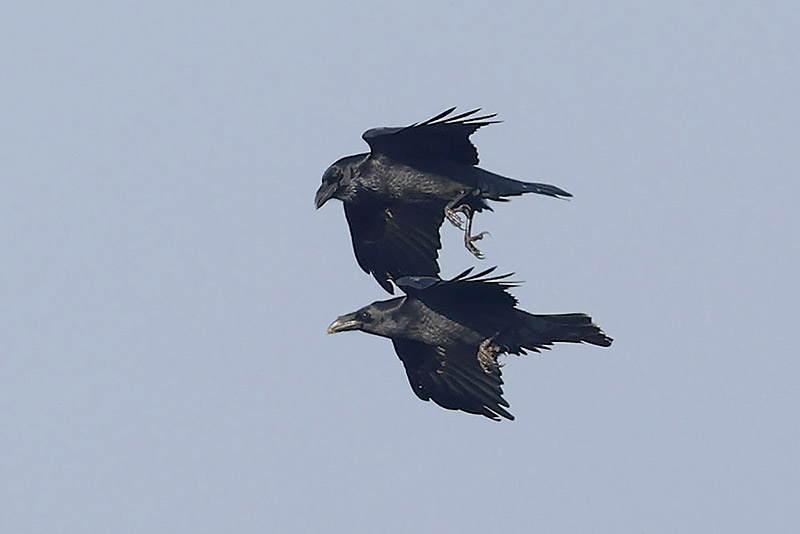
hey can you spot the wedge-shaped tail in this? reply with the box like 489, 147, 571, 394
504, 312, 612, 355
472, 167, 573, 201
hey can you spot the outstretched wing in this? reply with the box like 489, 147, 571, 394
344, 202, 443, 294
362, 107, 500, 166
392, 338, 514, 421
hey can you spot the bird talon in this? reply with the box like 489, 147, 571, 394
445, 209, 465, 229
445, 203, 473, 230
465, 240, 485, 259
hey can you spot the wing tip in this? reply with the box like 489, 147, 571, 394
422, 107, 501, 127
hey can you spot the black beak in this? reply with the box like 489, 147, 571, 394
326, 313, 361, 334
314, 182, 337, 209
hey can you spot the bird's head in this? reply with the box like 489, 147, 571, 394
314, 155, 363, 209
326, 298, 406, 338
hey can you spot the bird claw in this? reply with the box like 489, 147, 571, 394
465, 232, 490, 259
466, 245, 485, 260
444, 208, 465, 229
445, 203, 473, 230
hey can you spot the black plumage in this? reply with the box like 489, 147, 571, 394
315, 108, 572, 293
326, 268, 612, 421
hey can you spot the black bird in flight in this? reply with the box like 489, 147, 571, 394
326, 268, 612, 421
315, 108, 572, 293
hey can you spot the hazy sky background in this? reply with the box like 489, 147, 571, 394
2, 1, 798, 532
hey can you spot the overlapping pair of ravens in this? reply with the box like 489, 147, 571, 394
316, 108, 612, 421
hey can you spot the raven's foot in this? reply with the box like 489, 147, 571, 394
465, 231, 490, 259
444, 190, 474, 229
477, 335, 501, 374
444, 204, 470, 229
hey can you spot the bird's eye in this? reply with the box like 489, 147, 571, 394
323, 166, 343, 184
359, 310, 372, 322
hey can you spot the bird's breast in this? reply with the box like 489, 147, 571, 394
361, 160, 470, 205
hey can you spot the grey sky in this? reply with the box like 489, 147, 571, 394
2, 1, 798, 532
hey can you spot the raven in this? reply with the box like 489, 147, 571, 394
315, 108, 573, 293
326, 268, 612, 421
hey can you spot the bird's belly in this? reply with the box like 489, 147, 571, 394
360, 160, 470, 204
413, 314, 486, 347
387, 173, 468, 204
